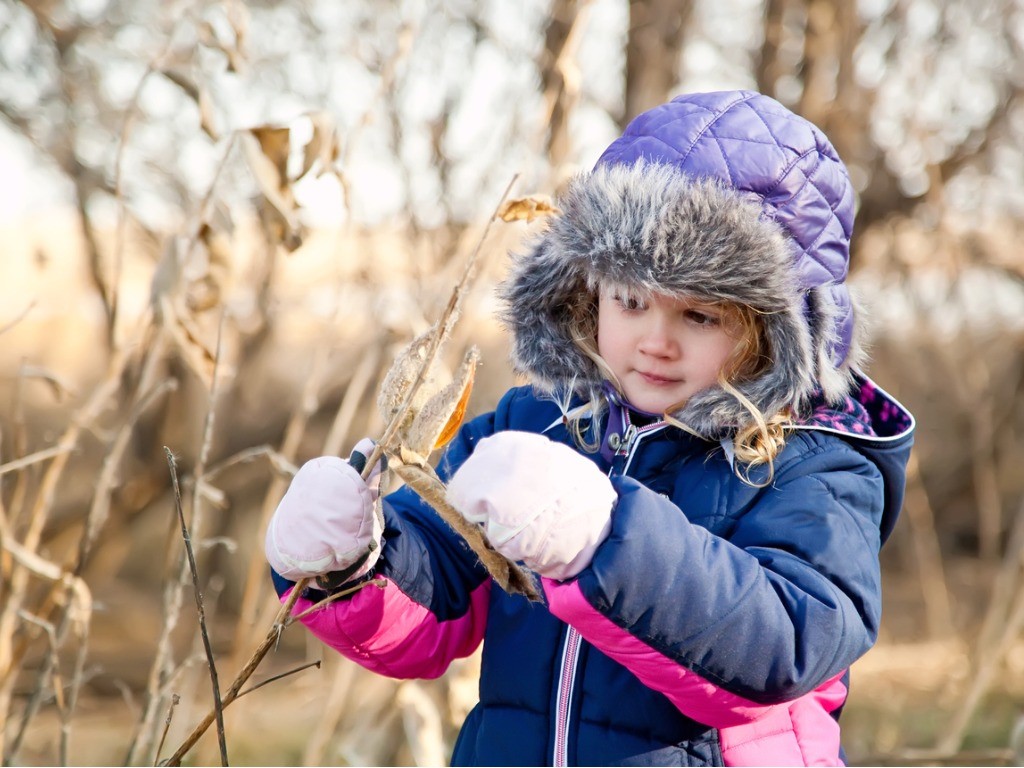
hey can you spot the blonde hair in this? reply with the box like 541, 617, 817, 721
566, 286, 792, 486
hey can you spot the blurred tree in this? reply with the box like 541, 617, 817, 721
750, 0, 1024, 239
539, 0, 587, 172
622, 0, 693, 126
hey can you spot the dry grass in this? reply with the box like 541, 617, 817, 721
4, 209, 1024, 766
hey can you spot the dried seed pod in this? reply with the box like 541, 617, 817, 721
405, 347, 479, 457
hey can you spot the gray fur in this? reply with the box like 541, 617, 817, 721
499, 161, 863, 437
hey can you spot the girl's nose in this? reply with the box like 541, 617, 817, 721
637, 314, 677, 357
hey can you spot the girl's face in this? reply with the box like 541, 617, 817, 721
597, 289, 742, 414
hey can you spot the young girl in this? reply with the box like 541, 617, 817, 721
265, 90, 915, 766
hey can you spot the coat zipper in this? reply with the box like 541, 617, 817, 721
551, 421, 666, 766
553, 627, 582, 766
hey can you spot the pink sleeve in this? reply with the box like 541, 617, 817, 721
544, 578, 847, 766
285, 578, 490, 679
544, 578, 780, 726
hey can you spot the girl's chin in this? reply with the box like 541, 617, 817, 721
621, 387, 687, 415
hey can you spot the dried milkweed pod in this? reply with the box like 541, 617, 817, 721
376, 331, 539, 601
379, 342, 480, 465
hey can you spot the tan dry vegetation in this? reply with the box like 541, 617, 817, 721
1, 206, 526, 766
4, 208, 1024, 767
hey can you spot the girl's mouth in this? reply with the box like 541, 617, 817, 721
638, 371, 680, 386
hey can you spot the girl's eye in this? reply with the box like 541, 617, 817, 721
684, 309, 721, 327
614, 294, 647, 312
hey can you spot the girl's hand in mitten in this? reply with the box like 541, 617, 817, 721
446, 431, 616, 581
265, 439, 385, 585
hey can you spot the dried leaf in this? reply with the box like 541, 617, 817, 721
160, 68, 200, 102
242, 130, 303, 250
404, 347, 478, 454
159, 296, 217, 385
250, 125, 290, 185
377, 330, 441, 427
189, 225, 231, 312
380, 332, 479, 458
198, 87, 219, 141
433, 360, 475, 449
497, 195, 561, 223
158, 68, 219, 141
224, 0, 249, 72
299, 111, 338, 180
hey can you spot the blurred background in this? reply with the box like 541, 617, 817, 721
2, 0, 1024, 765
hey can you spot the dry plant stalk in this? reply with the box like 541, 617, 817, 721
129, 318, 228, 766
160, 576, 335, 766
162, 173, 528, 764
154, 693, 181, 766
0, 321, 152, 763
165, 448, 229, 766
936, 490, 1024, 756
367, 174, 539, 601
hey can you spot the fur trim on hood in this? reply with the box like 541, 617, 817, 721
499, 91, 868, 438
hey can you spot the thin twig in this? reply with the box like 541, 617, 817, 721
291, 578, 388, 622
1, 543, 92, 765
0, 445, 74, 477
13, 610, 64, 765
123, 656, 198, 766
235, 660, 321, 699
153, 693, 180, 767
201, 445, 298, 483
165, 448, 228, 767
162, 583, 307, 766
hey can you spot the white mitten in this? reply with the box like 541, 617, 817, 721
446, 431, 616, 581
265, 439, 385, 584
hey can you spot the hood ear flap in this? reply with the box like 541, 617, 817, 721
806, 285, 868, 403
497, 236, 602, 398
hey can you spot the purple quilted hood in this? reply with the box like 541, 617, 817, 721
500, 90, 866, 436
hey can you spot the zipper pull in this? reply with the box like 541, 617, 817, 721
620, 423, 638, 455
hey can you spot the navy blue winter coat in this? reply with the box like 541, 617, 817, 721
273, 379, 913, 765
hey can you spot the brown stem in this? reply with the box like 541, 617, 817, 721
165, 448, 228, 767
235, 660, 321, 700
163, 174, 521, 767
153, 694, 180, 767
162, 581, 308, 766
291, 578, 388, 622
